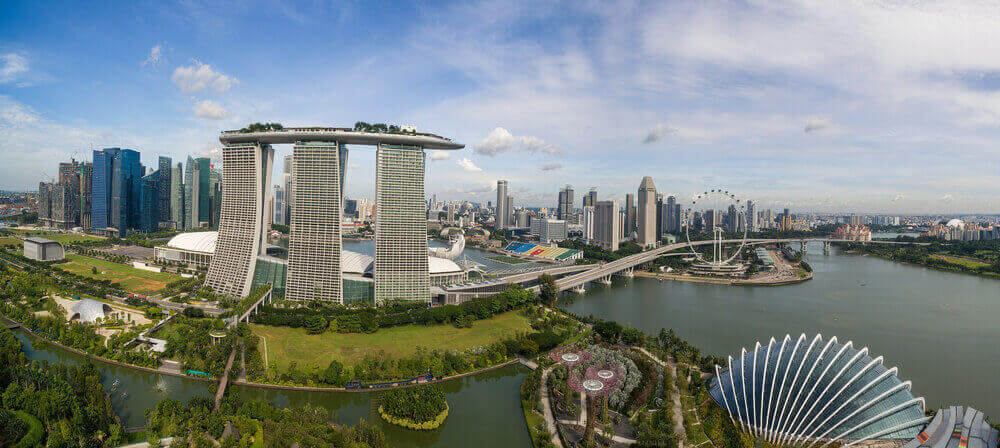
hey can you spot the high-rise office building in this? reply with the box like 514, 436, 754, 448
496, 180, 509, 229
170, 163, 184, 229
557, 185, 574, 220
286, 142, 344, 303
583, 188, 597, 208
374, 144, 430, 303
664, 195, 678, 233
582, 205, 596, 243
37, 182, 53, 225
505, 194, 513, 227
139, 172, 159, 233
726, 204, 739, 233
637, 176, 657, 247
91, 148, 141, 236
78, 163, 92, 230
205, 142, 275, 297
273, 185, 286, 224
157, 156, 172, 225
184, 157, 212, 229
746, 200, 757, 232
595, 200, 620, 251
655, 193, 664, 240
625, 193, 635, 236
282, 155, 294, 226
209, 167, 222, 227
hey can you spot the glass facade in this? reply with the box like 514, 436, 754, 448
709, 334, 927, 445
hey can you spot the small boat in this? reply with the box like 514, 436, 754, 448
858, 282, 867, 287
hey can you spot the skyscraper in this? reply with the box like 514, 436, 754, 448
637, 176, 657, 247
78, 163, 92, 230
595, 200, 620, 251
496, 180, 509, 229
664, 195, 678, 233
557, 185, 574, 220
374, 144, 430, 303
110, 149, 142, 236
184, 157, 211, 229
91, 148, 119, 232
625, 193, 635, 236
726, 204, 738, 233
583, 188, 597, 208
746, 200, 757, 232
157, 156, 172, 225
139, 172, 159, 233
170, 162, 184, 228
282, 155, 294, 226
205, 142, 275, 297
582, 205, 596, 243
286, 142, 344, 303
505, 194, 513, 228
272, 185, 286, 225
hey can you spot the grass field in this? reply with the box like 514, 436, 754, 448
54, 254, 181, 294
930, 254, 990, 269
45, 233, 105, 244
0, 236, 20, 247
252, 311, 534, 372
486, 255, 529, 264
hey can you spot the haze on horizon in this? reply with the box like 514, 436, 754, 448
1, 0, 999, 214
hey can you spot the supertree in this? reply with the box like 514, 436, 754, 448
568, 363, 624, 446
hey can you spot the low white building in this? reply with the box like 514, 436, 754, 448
23, 237, 65, 261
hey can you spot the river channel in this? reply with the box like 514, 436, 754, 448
15, 330, 531, 447
564, 241, 1000, 417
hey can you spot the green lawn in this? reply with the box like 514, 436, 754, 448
486, 255, 529, 264
54, 254, 181, 295
0, 236, 20, 248
931, 254, 990, 269
45, 233, 105, 244
252, 311, 534, 372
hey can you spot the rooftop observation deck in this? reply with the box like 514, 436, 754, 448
219, 127, 465, 150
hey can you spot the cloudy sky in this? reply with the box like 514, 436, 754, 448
2, 0, 999, 214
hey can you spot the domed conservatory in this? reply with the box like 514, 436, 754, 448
708, 334, 929, 447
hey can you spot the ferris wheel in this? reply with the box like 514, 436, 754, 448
683, 189, 749, 266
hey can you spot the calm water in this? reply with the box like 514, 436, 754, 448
564, 242, 1000, 416
16, 331, 531, 447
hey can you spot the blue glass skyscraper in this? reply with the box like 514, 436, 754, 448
139, 172, 159, 233
92, 147, 142, 235
91, 148, 120, 232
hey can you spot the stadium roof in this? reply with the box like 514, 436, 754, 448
165, 231, 218, 253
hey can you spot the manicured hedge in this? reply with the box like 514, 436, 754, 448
378, 403, 449, 430
13, 411, 44, 448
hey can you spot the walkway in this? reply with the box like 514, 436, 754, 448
539, 366, 564, 448
114, 437, 174, 448
214, 346, 238, 411
636, 347, 687, 447
557, 419, 638, 445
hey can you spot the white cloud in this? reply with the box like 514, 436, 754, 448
193, 100, 227, 119
643, 123, 678, 143
892, 194, 904, 202
473, 127, 561, 156
940, 194, 954, 201
142, 45, 162, 67
0, 54, 29, 84
456, 157, 483, 172
804, 118, 831, 133
172, 61, 237, 93
540, 162, 562, 171
427, 150, 452, 161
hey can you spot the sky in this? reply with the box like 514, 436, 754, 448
1, 0, 1000, 214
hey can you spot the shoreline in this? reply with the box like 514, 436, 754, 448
5, 314, 527, 393
852, 252, 1000, 281
634, 270, 812, 286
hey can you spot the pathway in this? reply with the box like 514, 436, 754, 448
538, 366, 564, 448
636, 347, 687, 447
556, 419, 638, 445
214, 346, 238, 411
114, 437, 174, 448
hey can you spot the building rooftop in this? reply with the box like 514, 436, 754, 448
24, 236, 58, 244
219, 127, 464, 150
164, 231, 218, 253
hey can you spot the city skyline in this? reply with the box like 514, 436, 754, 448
3, 1, 1000, 213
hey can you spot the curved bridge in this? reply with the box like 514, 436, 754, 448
549, 238, 924, 293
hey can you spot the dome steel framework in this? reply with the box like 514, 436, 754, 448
708, 334, 929, 448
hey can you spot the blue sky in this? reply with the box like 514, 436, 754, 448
2, 0, 999, 213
